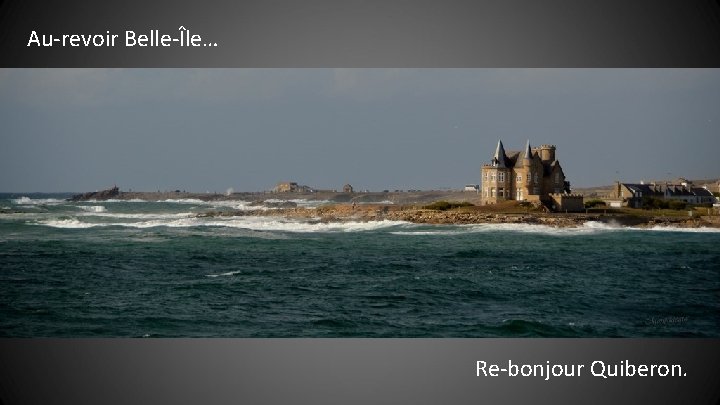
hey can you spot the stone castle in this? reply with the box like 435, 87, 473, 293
481, 140, 582, 211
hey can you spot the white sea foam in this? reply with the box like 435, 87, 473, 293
206, 270, 242, 278
290, 199, 332, 208
356, 200, 395, 205
32, 215, 408, 232
643, 225, 720, 233
390, 230, 465, 236
464, 221, 630, 235
159, 199, 267, 211
161, 198, 207, 204
214, 218, 407, 233
36, 218, 98, 229
78, 205, 107, 213
263, 199, 332, 208
12, 197, 65, 205
78, 212, 194, 219
390, 221, 626, 236
98, 198, 148, 203
29, 214, 720, 234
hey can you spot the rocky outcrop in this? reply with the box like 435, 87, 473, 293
69, 186, 120, 202
194, 203, 720, 229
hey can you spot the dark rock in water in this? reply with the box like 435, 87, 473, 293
69, 186, 120, 202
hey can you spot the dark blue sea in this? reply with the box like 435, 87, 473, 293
1, 193, 718, 337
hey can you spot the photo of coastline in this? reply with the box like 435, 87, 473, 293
1, 69, 718, 337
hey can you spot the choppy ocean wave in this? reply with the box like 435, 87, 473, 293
77, 205, 107, 213
12, 197, 65, 205
264, 198, 332, 208
643, 225, 720, 233
393, 221, 720, 235
29, 215, 720, 234
77, 212, 194, 219
33, 216, 409, 232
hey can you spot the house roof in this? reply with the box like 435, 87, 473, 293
692, 187, 714, 197
621, 183, 662, 197
622, 183, 715, 198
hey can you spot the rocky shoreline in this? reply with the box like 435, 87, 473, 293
66, 188, 720, 229
198, 204, 720, 229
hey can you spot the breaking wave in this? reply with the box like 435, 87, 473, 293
78, 205, 107, 213
643, 225, 720, 233
12, 197, 65, 205
32, 216, 409, 233
264, 199, 332, 208
35, 219, 97, 229
99, 198, 148, 203
160, 199, 207, 204
28, 214, 720, 234
77, 212, 194, 219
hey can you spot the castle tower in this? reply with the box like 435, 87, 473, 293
538, 144, 556, 163
481, 139, 568, 206
481, 140, 511, 204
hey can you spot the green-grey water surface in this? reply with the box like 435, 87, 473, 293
1, 194, 718, 337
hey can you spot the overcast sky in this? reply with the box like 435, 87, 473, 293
0, 69, 718, 192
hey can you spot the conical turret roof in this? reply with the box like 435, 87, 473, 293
492, 140, 507, 167
523, 139, 532, 166
524, 140, 532, 159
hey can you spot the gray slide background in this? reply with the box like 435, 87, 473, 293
1, 0, 720, 67
0, 339, 719, 404
1, 1, 719, 404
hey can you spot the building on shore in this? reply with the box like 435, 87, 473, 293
343, 184, 354, 193
606, 180, 716, 208
273, 182, 315, 193
480, 140, 582, 211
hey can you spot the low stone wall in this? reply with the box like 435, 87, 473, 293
548, 193, 584, 212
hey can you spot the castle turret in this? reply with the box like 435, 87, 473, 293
538, 144, 556, 163
491, 140, 507, 168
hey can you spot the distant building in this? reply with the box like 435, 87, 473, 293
464, 184, 479, 192
608, 180, 716, 208
480, 140, 582, 211
343, 184, 354, 193
273, 182, 315, 193
273, 182, 299, 193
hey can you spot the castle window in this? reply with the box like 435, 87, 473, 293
491, 188, 496, 197
484, 172, 488, 180
554, 173, 560, 184
517, 175, 522, 182
491, 174, 496, 181
516, 190, 523, 200
498, 172, 505, 182
534, 173, 539, 184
